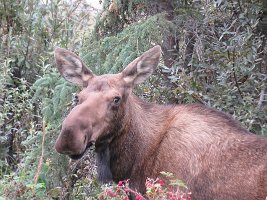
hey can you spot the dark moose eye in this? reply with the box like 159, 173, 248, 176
113, 96, 121, 105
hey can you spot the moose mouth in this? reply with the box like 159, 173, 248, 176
69, 153, 85, 160
68, 132, 112, 160
69, 142, 94, 160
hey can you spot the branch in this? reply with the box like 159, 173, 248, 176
257, 36, 267, 109
257, 88, 266, 109
231, 49, 243, 99
34, 121, 46, 186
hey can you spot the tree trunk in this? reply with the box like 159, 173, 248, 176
147, 0, 179, 67
260, 0, 267, 35
257, 1, 267, 109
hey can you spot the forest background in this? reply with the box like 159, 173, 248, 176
0, 0, 266, 199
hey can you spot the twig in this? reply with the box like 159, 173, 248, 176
33, 120, 46, 186
257, 88, 266, 109
232, 68, 243, 99
230, 49, 243, 99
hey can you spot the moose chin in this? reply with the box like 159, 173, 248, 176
54, 46, 267, 200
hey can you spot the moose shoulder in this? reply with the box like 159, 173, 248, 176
54, 46, 267, 200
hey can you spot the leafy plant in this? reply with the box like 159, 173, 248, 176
85, 173, 191, 200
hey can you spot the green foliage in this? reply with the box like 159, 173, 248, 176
0, 0, 96, 198
82, 175, 191, 200
167, 0, 266, 135
82, 13, 174, 75
94, 0, 150, 37
33, 71, 77, 123
0, 0, 266, 199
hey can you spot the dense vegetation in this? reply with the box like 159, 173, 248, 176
0, 0, 266, 199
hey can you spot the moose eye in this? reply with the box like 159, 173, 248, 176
113, 96, 121, 105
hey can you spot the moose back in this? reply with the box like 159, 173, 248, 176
54, 46, 267, 199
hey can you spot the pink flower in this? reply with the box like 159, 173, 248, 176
118, 181, 123, 186
135, 195, 143, 200
99, 194, 104, 199
169, 192, 174, 198
107, 190, 112, 196
187, 195, 191, 200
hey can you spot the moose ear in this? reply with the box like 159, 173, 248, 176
121, 45, 161, 85
54, 48, 94, 87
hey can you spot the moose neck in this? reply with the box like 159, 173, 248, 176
108, 93, 171, 184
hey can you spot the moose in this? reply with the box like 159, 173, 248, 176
54, 46, 267, 199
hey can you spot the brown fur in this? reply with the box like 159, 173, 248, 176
54, 46, 267, 200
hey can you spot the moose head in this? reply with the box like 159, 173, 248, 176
54, 46, 161, 159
